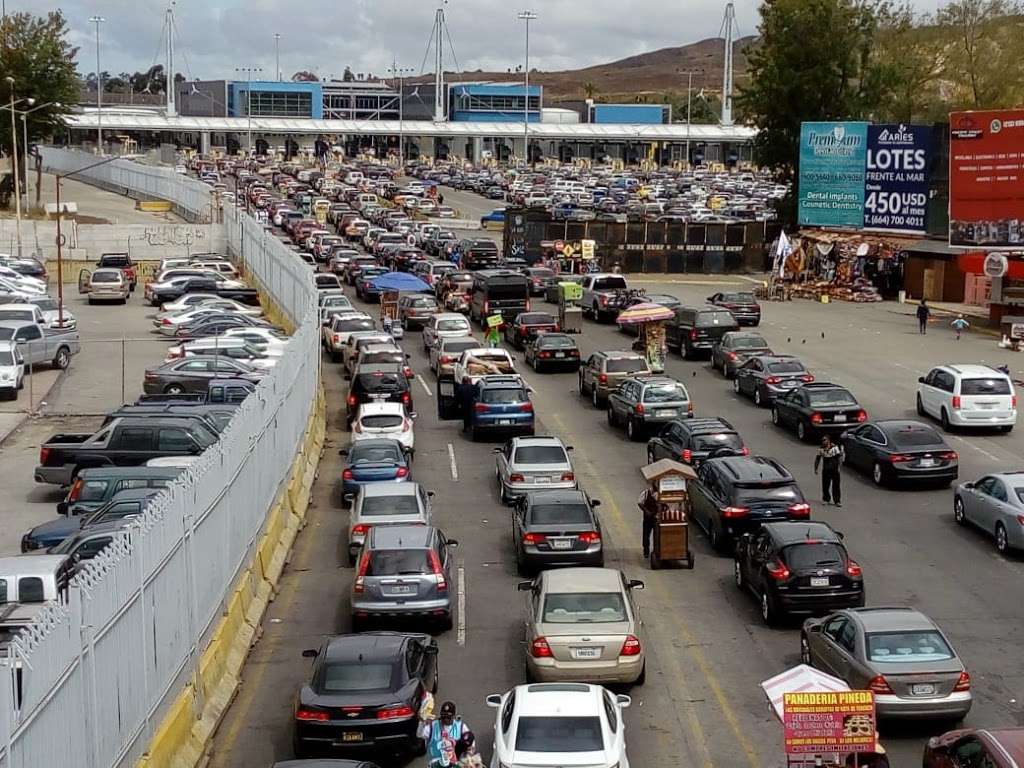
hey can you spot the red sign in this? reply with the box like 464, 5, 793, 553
783, 690, 875, 755
950, 109, 1024, 249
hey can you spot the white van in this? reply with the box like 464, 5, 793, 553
917, 364, 1017, 431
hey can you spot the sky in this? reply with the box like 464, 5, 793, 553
18, 0, 942, 83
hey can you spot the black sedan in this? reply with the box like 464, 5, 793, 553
143, 355, 263, 394
711, 331, 772, 378
292, 633, 437, 758
733, 355, 813, 407
771, 382, 867, 442
504, 312, 559, 349
707, 291, 761, 326
839, 419, 959, 487
523, 333, 580, 372
511, 489, 603, 575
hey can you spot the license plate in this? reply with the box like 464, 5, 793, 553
534, 476, 551, 484
919, 458, 936, 467
572, 647, 600, 659
389, 585, 413, 594
555, 352, 565, 358
440, 382, 454, 396
911, 683, 936, 696
498, 419, 512, 426
551, 539, 572, 550
658, 409, 676, 417
810, 577, 830, 587
340, 732, 363, 743
369, 394, 387, 401
833, 414, 846, 423
781, 380, 797, 388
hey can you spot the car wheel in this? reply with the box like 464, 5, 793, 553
592, 386, 601, 408
578, 373, 587, 396
940, 408, 951, 431
733, 560, 744, 589
681, 343, 691, 360
754, 388, 764, 407
347, 549, 357, 567
916, 393, 925, 417
800, 634, 812, 666
796, 421, 808, 442
53, 347, 70, 370
1000, 424, 1014, 433
761, 591, 778, 626
771, 407, 780, 426
724, 364, 735, 379
634, 662, 646, 686
708, 524, 725, 553
592, 302, 600, 320
165, 383, 184, 395
954, 497, 966, 525
626, 418, 640, 442
872, 461, 885, 487
995, 522, 1009, 554
606, 407, 616, 427
733, 377, 741, 395
646, 447, 655, 464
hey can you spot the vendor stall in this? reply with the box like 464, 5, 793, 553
558, 280, 583, 334
370, 271, 433, 339
639, 460, 696, 570
616, 302, 674, 373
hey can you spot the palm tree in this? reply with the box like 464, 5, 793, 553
583, 81, 597, 100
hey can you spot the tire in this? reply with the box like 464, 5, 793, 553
761, 591, 778, 626
771, 408, 780, 426
872, 461, 885, 487
954, 497, 966, 525
634, 663, 646, 687
53, 347, 70, 370
592, 386, 601, 409
733, 377, 742, 395
347, 549, 357, 567
681, 343, 691, 360
995, 523, 1009, 554
164, 383, 185, 395
499, 479, 509, 504
606, 407, 616, 427
800, 634, 812, 666
646, 448, 655, 464
578, 373, 587, 397
1000, 424, 1013, 433
940, 408, 951, 431
592, 302, 599, 320
796, 420, 808, 442
916, 394, 925, 417
754, 387, 764, 407
733, 559, 744, 590
626, 418, 640, 442
708, 524, 726, 553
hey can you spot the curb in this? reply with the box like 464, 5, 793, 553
0, 369, 68, 448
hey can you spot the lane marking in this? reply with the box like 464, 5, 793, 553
457, 563, 467, 646
416, 374, 433, 396
948, 434, 1005, 463
447, 442, 459, 480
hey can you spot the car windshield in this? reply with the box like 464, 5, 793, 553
783, 542, 845, 569
92, 272, 120, 283
31, 298, 58, 311
606, 357, 647, 373
889, 427, 943, 448
960, 377, 1012, 395
520, 314, 555, 325
643, 383, 688, 403
593, 277, 627, 291
323, 298, 352, 307
515, 716, 605, 753
360, 414, 404, 429
437, 319, 468, 331
0, 351, 15, 365
691, 433, 744, 451
514, 446, 566, 464
320, 662, 394, 693
366, 549, 429, 576
697, 312, 736, 327
529, 504, 592, 526
529, 269, 555, 278
865, 631, 954, 663
0, 328, 13, 340
542, 592, 627, 623
349, 445, 403, 464
731, 336, 768, 349
360, 495, 420, 517
767, 361, 805, 374
538, 335, 575, 349
734, 484, 802, 505
808, 389, 857, 407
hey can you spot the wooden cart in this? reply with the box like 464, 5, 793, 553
640, 460, 696, 570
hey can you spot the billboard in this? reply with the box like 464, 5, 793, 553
798, 122, 868, 228
950, 109, 1024, 248
783, 690, 876, 755
864, 124, 932, 234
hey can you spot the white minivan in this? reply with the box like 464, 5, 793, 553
917, 364, 1017, 431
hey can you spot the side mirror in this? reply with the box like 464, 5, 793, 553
424, 644, 439, 655
918, 376, 926, 384
410, 412, 418, 420
627, 579, 645, 590
836, 531, 845, 539
301, 648, 318, 658
962, 481, 975, 489
616, 694, 632, 709
516, 580, 533, 592
339, 449, 349, 456
492, 447, 501, 454
427, 490, 435, 497
446, 539, 459, 547
565, 445, 574, 451
57, 501, 69, 516
590, 499, 601, 507
486, 694, 502, 708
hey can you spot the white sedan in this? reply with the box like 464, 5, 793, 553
486, 683, 631, 768
350, 402, 415, 453
221, 327, 290, 356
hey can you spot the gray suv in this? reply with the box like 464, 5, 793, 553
578, 350, 651, 408
351, 525, 459, 632
607, 375, 693, 441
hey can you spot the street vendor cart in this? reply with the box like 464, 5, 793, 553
617, 302, 674, 374
639, 460, 696, 570
557, 281, 583, 334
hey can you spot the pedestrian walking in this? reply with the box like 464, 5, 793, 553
951, 314, 970, 340
916, 300, 930, 334
485, 324, 501, 348
439, 193, 445, 206
814, 435, 845, 507
455, 377, 476, 433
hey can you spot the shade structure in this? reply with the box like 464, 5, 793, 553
759, 664, 851, 722
370, 272, 431, 293
616, 302, 676, 325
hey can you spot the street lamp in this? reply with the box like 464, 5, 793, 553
19, 101, 60, 210
274, 34, 281, 81
517, 11, 537, 167
88, 16, 106, 153
3, 77, 23, 257
388, 63, 414, 168
681, 70, 696, 169
234, 67, 263, 155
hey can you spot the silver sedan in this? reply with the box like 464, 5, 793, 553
954, 472, 1024, 553
494, 436, 576, 503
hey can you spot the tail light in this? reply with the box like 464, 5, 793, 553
483, 300, 490, 314
801, 374, 814, 382
553, 323, 559, 331
953, 672, 971, 692
404, 366, 414, 379
510, 473, 525, 483
888, 454, 912, 463
530, 637, 553, 658
144, 371, 157, 380
67, 476, 83, 501
810, 412, 823, 425
168, 349, 183, 359
295, 707, 330, 722
598, 373, 608, 384
788, 503, 811, 518
347, 394, 358, 407
351, 523, 369, 536
577, 531, 601, 543
352, 422, 363, 434
766, 559, 791, 581
396, 466, 409, 478
722, 506, 749, 519
681, 449, 692, 462
439, 355, 451, 364
560, 472, 575, 482
401, 419, 411, 433
539, 351, 551, 359
941, 451, 958, 461
342, 468, 354, 480
333, 334, 342, 344
690, 329, 698, 340
856, 410, 868, 422
520, 402, 534, 413
868, 675, 894, 695
740, 446, 750, 456
687, 402, 694, 415
40, 446, 51, 465
429, 549, 447, 591
401, 392, 411, 405
377, 704, 414, 720
952, 395, 961, 409
474, 403, 489, 413
600, 295, 608, 306
846, 560, 862, 577
619, 635, 642, 656
634, 403, 645, 415
161, 318, 172, 325
765, 376, 781, 385
353, 551, 370, 592
726, 351, 737, 360
523, 532, 546, 544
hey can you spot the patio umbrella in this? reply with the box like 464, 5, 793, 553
370, 272, 431, 293
759, 664, 850, 721
616, 302, 676, 326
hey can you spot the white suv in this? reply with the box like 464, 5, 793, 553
917, 364, 1016, 432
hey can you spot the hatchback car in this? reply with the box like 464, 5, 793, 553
840, 420, 958, 487
81, 268, 130, 304
469, 375, 534, 440
645, 417, 747, 467
667, 305, 740, 359
519, 568, 646, 685
923, 727, 1024, 767
512, 490, 603, 574
504, 312, 559, 349
734, 355, 814, 406
917, 364, 1017, 432
954, 472, 1024, 553
579, 350, 651, 408
706, 291, 761, 326
351, 525, 458, 631
801, 607, 972, 721
347, 483, 432, 565
607, 375, 693, 441
350, 402, 415, 453
734, 521, 864, 625
495, 436, 575, 503
340, 439, 411, 503
711, 331, 773, 378
291, 632, 438, 758
523, 333, 580, 373
486, 683, 633, 768
771, 382, 868, 441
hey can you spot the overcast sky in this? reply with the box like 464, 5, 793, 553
19, 0, 941, 82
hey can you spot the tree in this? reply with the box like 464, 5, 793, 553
935, 0, 1024, 108
871, 6, 945, 123
292, 71, 319, 82
0, 11, 78, 205
583, 82, 597, 100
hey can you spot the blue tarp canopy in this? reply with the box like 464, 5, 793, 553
370, 272, 431, 292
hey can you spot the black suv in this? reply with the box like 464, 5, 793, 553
346, 363, 413, 425
734, 521, 864, 625
460, 239, 500, 270
706, 291, 761, 326
771, 382, 867, 442
689, 456, 810, 552
666, 305, 739, 360
646, 417, 747, 467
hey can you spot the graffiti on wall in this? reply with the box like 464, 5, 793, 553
140, 225, 207, 247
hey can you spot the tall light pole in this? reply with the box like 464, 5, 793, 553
682, 70, 695, 168
3, 77, 22, 257
273, 33, 281, 81
388, 62, 413, 168
20, 101, 58, 210
517, 10, 537, 167
235, 66, 262, 154
89, 16, 106, 153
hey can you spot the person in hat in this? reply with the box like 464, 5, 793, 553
422, 700, 470, 768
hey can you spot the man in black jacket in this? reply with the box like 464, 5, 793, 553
455, 377, 477, 433
814, 435, 845, 507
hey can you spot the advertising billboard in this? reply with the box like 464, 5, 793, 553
798, 122, 869, 228
864, 123, 932, 234
783, 690, 876, 755
950, 109, 1024, 248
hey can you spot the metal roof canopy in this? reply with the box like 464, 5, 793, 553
64, 111, 757, 142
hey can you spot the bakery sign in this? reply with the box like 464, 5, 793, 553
782, 690, 876, 755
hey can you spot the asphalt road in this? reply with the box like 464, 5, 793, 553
207, 258, 1024, 768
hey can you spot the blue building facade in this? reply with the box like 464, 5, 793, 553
590, 104, 670, 125
228, 81, 324, 119
449, 83, 541, 122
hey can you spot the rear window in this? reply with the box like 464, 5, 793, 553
538, 335, 575, 349
410, 298, 437, 308
697, 312, 736, 327
542, 592, 627, 623
437, 318, 468, 331
515, 716, 604, 753
960, 377, 1012, 395
767, 361, 805, 374
529, 504, 592, 526
889, 427, 943, 448
734, 484, 803, 505
78, 479, 112, 502
807, 388, 857, 407
483, 280, 527, 299
691, 433, 743, 451
592, 277, 627, 291
783, 542, 845, 569
321, 663, 393, 693
101, 256, 130, 267
643, 383, 688, 403
731, 336, 768, 349
722, 292, 755, 303
92, 272, 121, 283
444, 339, 479, 353
366, 549, 430, 576
360, 495, 419, 517
606, 357, 647, 374
337, 318, 375, 332
514, 446, 567, 464
519, 314, 555, 325
350, 444, 403, 463
481, 388, 528, 404
360, 414, 404, 429
865, 631, 954, 663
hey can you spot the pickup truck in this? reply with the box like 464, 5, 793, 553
34, 415, 218, 487
147, 277, 260, 308
452, 347, 516, 386
96, 252, 137, 290
0, 320, 81, 370
580, 273, 630, 323
135, 377, 256, 404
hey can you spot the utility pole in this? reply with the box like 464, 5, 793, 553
721, 2, 735, 126
274, 33, 282, 81
235, 67, 262, 154
389, 62, 413, 168
682, 70, 695, 167
89, 16, 106, 152
166, 3, 177, 116
518, 10, 537, 167
4, 77, 22, 257
433, 5, 446, 121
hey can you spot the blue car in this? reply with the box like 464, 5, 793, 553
21, 488, 161, 552
468, 375, 535, 441
480, 209, 505, 229
341, 438, 412, 502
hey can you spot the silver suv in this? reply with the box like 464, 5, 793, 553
607, 375, 693, 441
347, 483, 433, 565
351, 525, 458, 632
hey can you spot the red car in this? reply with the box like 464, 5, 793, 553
923, 727, 1024, 767
504, 311, 559, 349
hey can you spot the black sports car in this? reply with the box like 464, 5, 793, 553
839, 419, 958, 487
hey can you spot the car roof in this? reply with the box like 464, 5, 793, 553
514, 682, 602, 716
361, 482, 421, 499
939, 364, 1010, 377
78, 466, 183, 479
874, 419, 939, 434
600, 350, 644, 359
0, 320, 32, 330
712, 455, 792, 481
542, 567, 622, 592
979, 729, 1024, 761
0, 554, 70, 577
512, 436, 566, 448
679, 417, 736, 433
322, 632, 408, 662
525, 489, 588, 505
479, 375, 525, 388
356, 401, 406, 416
368, 524, 434, 549
349, 438, 404, 451
848, 607, 936, 632
764, 522, 840, 545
